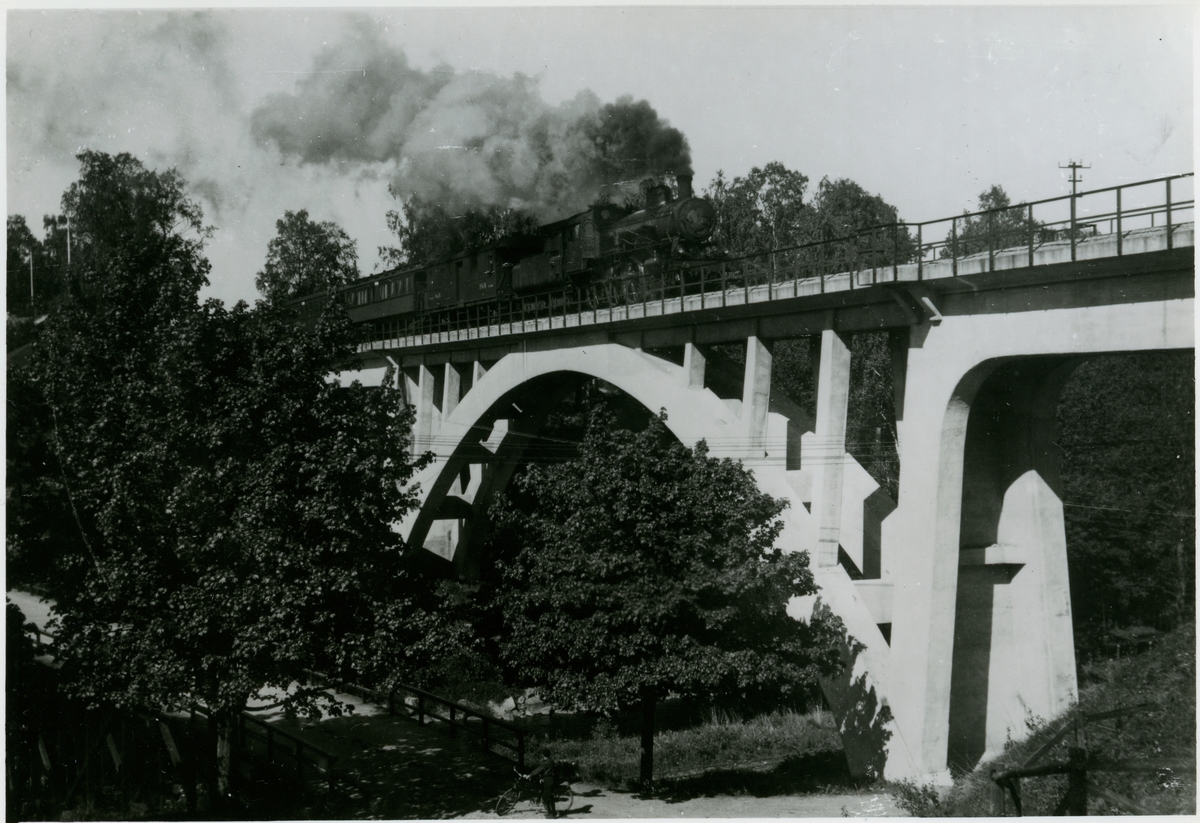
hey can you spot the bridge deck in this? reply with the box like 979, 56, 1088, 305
360, 222, 1193, 356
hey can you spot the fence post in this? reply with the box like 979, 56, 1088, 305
1070, 187, 1077, 262
987, 211, 995, 271
892, 224, 899, 281
417, 694, 425, 725
449, 706, 457, 738
1166, 177, 1174, 250
951, 217, 959, 277
917, 224, 923, 280
1027, 204, 1035, 267
1116, 187, 1123, 256
1064, 747, 1088, 815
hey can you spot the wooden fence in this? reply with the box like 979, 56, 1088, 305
303, 669, 527, 768
989, 703, 1194, 815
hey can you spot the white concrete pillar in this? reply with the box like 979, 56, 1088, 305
742, 336, 773, 450
415, 363, 436, 454
683, 342, 706, 389
811, 329, 852, 567
473, 360, 489, 385
443, 362, 463, 419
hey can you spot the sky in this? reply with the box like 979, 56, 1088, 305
6, 5, 1194, 307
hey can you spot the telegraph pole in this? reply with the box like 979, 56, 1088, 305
1058, 159, 1089, 198
1059, 160, 1090, 261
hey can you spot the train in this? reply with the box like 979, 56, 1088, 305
287, 174, 718, 338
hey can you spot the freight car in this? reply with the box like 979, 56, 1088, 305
286, 173, 717, 335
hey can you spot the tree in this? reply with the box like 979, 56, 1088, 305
942, 185, 1047, 259
256, 209, 360, 303
811, 177, 917, 267
379, 191, 538, 269
705, 162, 813, 254
489, 408, 843, 786
12, 151, 440, 807
7, 215, 39, 315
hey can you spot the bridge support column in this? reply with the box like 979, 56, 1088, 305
742, 336, 772, 449
443, 363, 464, 420
811, 329, 852, 568
683, 342, 706, 389
416, 364, 436, 454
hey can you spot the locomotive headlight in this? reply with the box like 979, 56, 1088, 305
675, 198, 717, 243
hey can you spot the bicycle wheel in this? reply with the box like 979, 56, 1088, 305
556, 784, 574, 813
496, 786, 522, 816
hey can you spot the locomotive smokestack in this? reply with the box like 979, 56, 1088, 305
677, 173, 693, 200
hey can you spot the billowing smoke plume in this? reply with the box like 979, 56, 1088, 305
250, 27, 692, 219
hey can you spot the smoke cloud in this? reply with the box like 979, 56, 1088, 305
250, 26, 692, 218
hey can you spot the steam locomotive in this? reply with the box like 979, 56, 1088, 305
289, 174, 717, 335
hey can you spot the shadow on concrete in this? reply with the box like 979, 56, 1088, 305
814, 601, 893, 782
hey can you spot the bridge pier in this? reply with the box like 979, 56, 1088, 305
810, 329, 852, 569
884, 298, 1192, 782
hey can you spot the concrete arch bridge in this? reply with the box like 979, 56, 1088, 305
345, 176, 1193, 782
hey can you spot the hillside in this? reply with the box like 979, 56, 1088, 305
896, 621, 1196, 816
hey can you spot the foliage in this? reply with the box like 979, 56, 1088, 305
380, 191, 539, 269
940, 185, 1048, 259
1057, 351, 1195, 657
255, 208, 360, 303
8, 151, 442, 801
487, 406, 844, 783
7, 214, 70, 316
811, 177, 917, 267
706, 162, 813, 254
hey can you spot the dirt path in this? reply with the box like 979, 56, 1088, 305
253, 691, 902, 819
462, 784, 902, 818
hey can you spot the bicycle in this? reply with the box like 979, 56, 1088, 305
495, 767, 574, 817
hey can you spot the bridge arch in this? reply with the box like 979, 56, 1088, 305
398, 342, 817, 576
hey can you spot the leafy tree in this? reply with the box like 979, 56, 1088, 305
705, 162, 813, 254
811, 177, 917, 268
12, 151, 440, 806
380, 191, 538, 269
1057, 351, 1195, 657
489, 408, 843, 786
942, 185, 1047, 258
7, 215, 39, 315
256, 208, 360, 303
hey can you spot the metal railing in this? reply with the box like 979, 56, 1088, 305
302, 669, 527, 768
354, 173, 1192, 351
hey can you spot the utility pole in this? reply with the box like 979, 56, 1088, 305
1058, 159, 1090, 199
1058, 160, 1090, 261
29, 246, 35, 314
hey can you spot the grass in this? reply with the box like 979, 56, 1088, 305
543, 705, 851, 795
892, 620, 1196, 816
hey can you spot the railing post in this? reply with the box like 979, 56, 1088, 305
951, 216, 959, 277
987, 210, 995, 271
917, 223, 923, 280
1166, 177, 1174, 249
1028, 204, 1035, 267
892, 224, 899, 281
1116, 186, 1123, 256
418, 694, 425, 724
449, 705, 457, 737
1070, 186, 1078, 261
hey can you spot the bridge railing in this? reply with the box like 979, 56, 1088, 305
357, 173, 1193, 348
